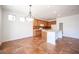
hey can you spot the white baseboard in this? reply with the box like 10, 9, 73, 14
2, 35, 33, 43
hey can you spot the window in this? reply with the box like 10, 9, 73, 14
8, 15, 15, 21
19, 17, 25, 22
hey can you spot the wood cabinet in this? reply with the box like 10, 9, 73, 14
33, 19, 56, 37
33, 29, 41, 37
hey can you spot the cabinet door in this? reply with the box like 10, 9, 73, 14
47, 22, 51, 28
42, 31, 47, 41
33, 29, 41, 37
51, 21, 56, 24
33, 19, 38, 26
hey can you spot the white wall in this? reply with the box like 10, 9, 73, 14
2, 10, 33, 42
57, 14, 79, 39
0, 6, 2, 41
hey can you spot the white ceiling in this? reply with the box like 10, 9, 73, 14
2, 5, 79, 20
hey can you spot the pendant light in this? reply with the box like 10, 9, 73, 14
26, 5, 34, 22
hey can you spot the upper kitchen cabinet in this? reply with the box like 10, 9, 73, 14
33, 19, 56, 29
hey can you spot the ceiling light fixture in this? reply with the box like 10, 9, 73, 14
26, 5, 34, 22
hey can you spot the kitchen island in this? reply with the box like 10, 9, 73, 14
42, 29, 63, 45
